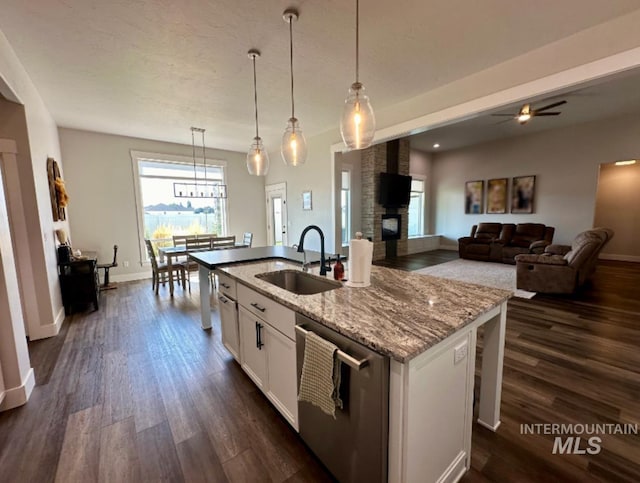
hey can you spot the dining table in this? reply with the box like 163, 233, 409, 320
158, 242, 248, 296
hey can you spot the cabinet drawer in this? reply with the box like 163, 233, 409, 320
237, 283, 295, 340
215, 270, 237, 300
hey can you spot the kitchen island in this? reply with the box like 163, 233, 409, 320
190, 248, 510, 483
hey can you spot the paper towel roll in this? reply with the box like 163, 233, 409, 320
346, 236, 373, 288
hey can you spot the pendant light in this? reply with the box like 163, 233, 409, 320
247, 49, 269, 176
281, 8, 307, 166
340, 0, 375, 150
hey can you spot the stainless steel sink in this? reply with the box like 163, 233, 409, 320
256, 270, 342, 295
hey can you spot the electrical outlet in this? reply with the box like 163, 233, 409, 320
123, 261, 130, 268
454, 341, 468, 365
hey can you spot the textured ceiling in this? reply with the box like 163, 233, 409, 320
1, 0, 639, 152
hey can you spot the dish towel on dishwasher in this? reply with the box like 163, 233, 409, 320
298, 331, 343, 418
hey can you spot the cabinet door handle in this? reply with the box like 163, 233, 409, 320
255, 321, 264, 350
218, 295, 228, 304
250, 302, 266, 313
220, 282, 230, 289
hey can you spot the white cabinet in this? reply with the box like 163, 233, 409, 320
215, 270, 240, 363
264, 323, 297, 426
238, 306, 267, 390
237, 284, 298, 430
218, 293, 240, 362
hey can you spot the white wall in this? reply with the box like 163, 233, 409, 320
266, 129, 337, 253
59, 128, 267, 280
0, 29, 65, 340
594, 161, 640, 260
431, 111, 640, 247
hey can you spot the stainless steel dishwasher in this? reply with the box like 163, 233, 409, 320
295, 313, 389, 483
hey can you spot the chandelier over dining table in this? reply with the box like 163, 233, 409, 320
173, 127, 227, 198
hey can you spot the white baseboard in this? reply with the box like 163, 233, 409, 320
111, 271, 151, 283
440, 244, 458, 251
599, 253, 640, 263
28, 309, 65, 341
0, 368, 35, 411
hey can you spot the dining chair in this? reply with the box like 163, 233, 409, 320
211, 235, 236, 249
144, 239, 186, 294
242, 232, 253, 247
183, 237, 213, 292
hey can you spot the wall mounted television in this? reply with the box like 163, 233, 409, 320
378, 173, 412, 207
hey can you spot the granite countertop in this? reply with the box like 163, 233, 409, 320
219, 260, 511, 363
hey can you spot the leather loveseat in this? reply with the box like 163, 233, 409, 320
515, 228, 614, 294
458, 222, 555, 264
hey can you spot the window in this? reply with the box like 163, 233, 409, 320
408, 177, 425, 237
132, 152, 228, 259
341, 170, 351, 246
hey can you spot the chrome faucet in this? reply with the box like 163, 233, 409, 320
296, 225, 331, 276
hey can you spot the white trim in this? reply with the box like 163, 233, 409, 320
0, 368, 35, 411
440, 243, 458, 251
110, 271, 152, 283
28, 311, 65, 341
129, 150, 230, 264
265, 183, 288, 247
599, 253, 640, 263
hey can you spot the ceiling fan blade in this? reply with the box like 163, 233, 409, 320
535, 100, 567, 112
535, 112, 561, 116
491, 113, 516, 117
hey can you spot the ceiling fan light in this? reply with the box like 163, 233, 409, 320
281, 117, 307, 166
517, 113, 531, 124
247, 136, 270, 176
341, 82, 376, 149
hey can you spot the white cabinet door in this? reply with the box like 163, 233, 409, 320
265, 324, 298, 430
238, 306, 267, 390
218, 294, 240, 362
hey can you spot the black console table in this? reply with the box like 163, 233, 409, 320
58, 252, 99, 314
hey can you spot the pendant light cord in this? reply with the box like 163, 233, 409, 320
191, 128, 198, 187
289, 18, 295, 119
201, 129, 207, 182
252, 56, 260, 139
355, 0, 359, 83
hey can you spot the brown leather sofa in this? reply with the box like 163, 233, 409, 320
458, 222, 554, 264
515, 228, 614, 294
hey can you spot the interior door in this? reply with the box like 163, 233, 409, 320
265, 183, 288, 246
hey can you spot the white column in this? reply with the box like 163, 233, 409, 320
198, 264, 212, 330
0, 139, 35, 411
477, 301, 507, 431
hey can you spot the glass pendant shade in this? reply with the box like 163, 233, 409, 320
281, 117, 307, 167
340, 82, 376, 150
247, 136, 270, 176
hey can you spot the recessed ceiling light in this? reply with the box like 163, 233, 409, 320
433, 143, 440, 148
615, 160, 636, 166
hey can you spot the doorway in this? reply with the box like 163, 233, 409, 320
265, 183, 288, 246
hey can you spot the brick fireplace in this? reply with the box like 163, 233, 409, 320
361, 137, 410, 261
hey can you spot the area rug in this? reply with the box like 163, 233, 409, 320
412, 259, 536, 299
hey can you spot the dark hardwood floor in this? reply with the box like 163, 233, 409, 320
1, 253, 638, 482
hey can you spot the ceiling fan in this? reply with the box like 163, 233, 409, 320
492, 100, 567, 124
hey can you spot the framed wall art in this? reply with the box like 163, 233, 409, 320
464, 180, 484, 214
487, 178, 508, 214
511, 175, 536, 213
302, 190, 312, 210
